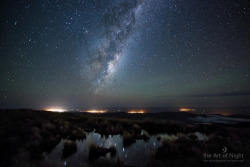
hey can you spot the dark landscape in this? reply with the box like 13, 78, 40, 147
1, 109, 250, 167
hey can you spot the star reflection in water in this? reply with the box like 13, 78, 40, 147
43, 132, 163, 167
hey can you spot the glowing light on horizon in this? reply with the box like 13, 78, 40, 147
45, 108, 66, 112
85, 110, 107, 113
179, 108, 196, 112
128, 110, 145, 114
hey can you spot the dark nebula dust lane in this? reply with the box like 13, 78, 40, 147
87, 0, 143, 92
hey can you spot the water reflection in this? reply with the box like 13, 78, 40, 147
43, 132, 162, 167
42, 131, 209, 167
194, 132, 209, 141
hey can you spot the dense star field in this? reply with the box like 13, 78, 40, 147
0, 0, 250, 109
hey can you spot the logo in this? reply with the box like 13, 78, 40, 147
203, 146, 244, 163
222, 146, 227, 153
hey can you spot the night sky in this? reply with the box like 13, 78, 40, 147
0, 0, 250, 109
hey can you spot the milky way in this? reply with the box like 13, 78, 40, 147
0, 0, 249, 108
87, 0, 143, 92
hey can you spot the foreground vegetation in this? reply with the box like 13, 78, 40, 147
0, 109, 250, 167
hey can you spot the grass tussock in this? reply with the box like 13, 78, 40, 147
88, 143, 117, 160
62, 140, 77, 159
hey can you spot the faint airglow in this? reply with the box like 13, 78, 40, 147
179, 108, 196, 112
45, 108, 66, 112
85, 110, 107, 113
128, 110, 145, 114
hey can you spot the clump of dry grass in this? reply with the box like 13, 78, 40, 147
88, 143, 117, 160
62, 140, 77, 159
122, 131, 135, 147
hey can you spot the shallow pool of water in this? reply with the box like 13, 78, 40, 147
42, 131, 209, 167
42, 132, 162, 167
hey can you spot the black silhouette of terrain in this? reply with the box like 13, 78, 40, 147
1, 109, 250, 167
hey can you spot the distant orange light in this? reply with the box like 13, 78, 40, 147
45, 108, 66, 112
128, 110, 145, 114
179, 108, 196, 112
85, 110, 107, 113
